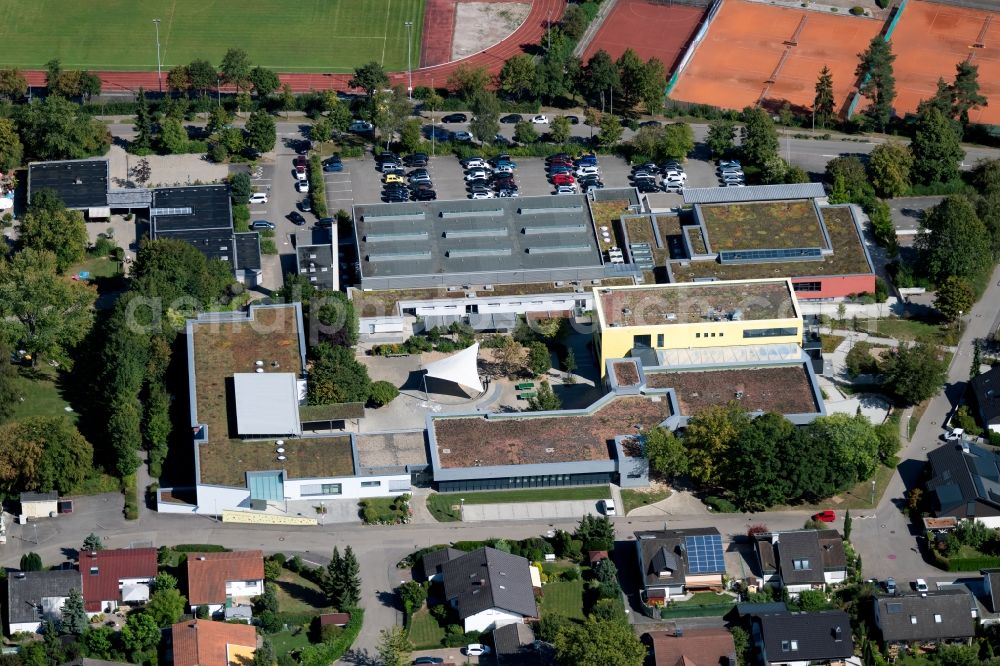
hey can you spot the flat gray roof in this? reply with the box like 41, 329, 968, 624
233, 372, 301, 436
353, 195, 604, 280
683, 183, 827, 205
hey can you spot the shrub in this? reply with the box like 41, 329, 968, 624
561, 567, 581, 581
368, 380, 399, 407
123, 474, 139, 520
850, 6, 864, 15
309, 155, 328, 218
704, 496, 737, 513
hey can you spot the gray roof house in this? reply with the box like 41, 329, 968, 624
751, 610, 853, 666
754, 529, 846, 592
927, 442, 1000, 526
6, 570, 82, 634
971, 366, 1000, 434
440, 547, 538, 633
873, 588, 976, 647
419, 547, 463, 582
494, 622, 547, 666
634, 528, 726, 601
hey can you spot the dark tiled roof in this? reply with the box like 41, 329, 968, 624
81, 548, 157, 613
972, 366, 1000, 425
646, 628, 737, 666
494, 623, 540, 666
755, 611, 853, 663
440, 547, 537, 620
875, 589, 976, 643
635, 527, 725, 589
28, 159, 108, 209
759, 530, 844, 586
7, 570, 82, 625
420, 548, 463, 580
985, 569, 1000, 613
927, 442, 1000, 517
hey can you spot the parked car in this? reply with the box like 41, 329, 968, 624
250, 220, 275, 230
631, 171, 656, 181
288, 212, 306, 225
563, 115, 580, 124
812, 510, 836, 523
885, 577, 896, 594
914, 579, 929, 592
555, 185, 577, 195
323, 159, 343, 172
349, 119, 373, 132
403, 153, 428, 167
944, 427, 965, 441
465, 645, 491, 657
295, 180, 309, 193
412, 658, 444, 665
465, 170, 488, 181
461, 157, 487, 169
531, 114, 549, 124
635, 180, 659, 193
639, 120, 662, 128
601, 499, 617, 516
552, 173, 576, 186
293, 155, 307, 173
248, 192, 268, 204
576, 166, 601, 178
546, 152, 571, 162
299, 197, 312, 212
500, 114, 523, 124
576, 154, 598, 166
497, 189, 520, 198
441, 113, 468, 123
719, 159, 742, 168
470, 191, 495, 199
413, 189, 437, 201
452, 131, 474, 142
409, 174, 432, 185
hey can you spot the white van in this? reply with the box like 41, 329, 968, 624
601, 499, 617, 516
248, 192, 268, 204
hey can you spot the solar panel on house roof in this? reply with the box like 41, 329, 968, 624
685, 534, 724, 573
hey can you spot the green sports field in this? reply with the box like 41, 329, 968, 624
0, 0, 424, 72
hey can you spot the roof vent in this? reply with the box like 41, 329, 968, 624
545, 448, 555, 453
197, 556, 207, 561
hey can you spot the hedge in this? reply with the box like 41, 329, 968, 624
932, 551, 1000, 572
123, 474, 139, 520
173, 544, 230, 553
297, 608, 363, 666
308, 154, 328, 218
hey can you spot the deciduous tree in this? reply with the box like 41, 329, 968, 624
166, 65, 190, 93
855, 36, 897, 131
916, 195, 992, 283
550, 115, 572, 144
740, 106, 779, 168
0, 249, 95, 365
469, 90, 501, 146
581, 51, 620, 111
119, 612, 160, 660
616, 49, 646, 113
934, 276, 975, 322
527, 342, 551, 376
0, 343, 18, 424
643, 427, 687, 479
728, 413, 794, 510
0, 68, 27, 101
597, 113, 623, 147
308, 343, 371, 405
219, 48, 252, 92
249, 66, 280, 99
245, 109, 276, 154
639, 58, 667, 115
187, 59, 217, 96
377, 626, 412, 666
499, 54, 537, 101
145, 587, 187, 627
684, 402, 749, 487
952, 61, 988, 127
14, 95, 110, 160
20, 190, 88, 272
0, 117, 23, 171
867, 141, 912, 198
554, 617, 645, 666
880, 341, 948, 405
349, 61, 390, 110
446, 64, 491, 103
705, 118, 735, 158
813, 65, 835, 129
528, 381, 561, 411
514, 120, 539, 145
911, 106, 964, 185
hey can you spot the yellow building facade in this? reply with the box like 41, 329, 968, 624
593, 278, 803, 374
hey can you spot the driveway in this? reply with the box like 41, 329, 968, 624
460, 498, 610, 522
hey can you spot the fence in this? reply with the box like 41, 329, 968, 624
665, 0, 725, 96
847, 0, 909, 118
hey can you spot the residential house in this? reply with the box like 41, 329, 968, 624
187, 550, 265, 616
927, 442, 1000, 527
634, 528, 727, 604
750, 610, 853, 666
644, 628, 737, 666
971, 366, 1000, 434
419, 547, 463, 582
81, 548, 157, 614
873, 589, 976, 649
983, 569, 1000, 614
6, 570, 82, 634
440, 547, 538, 633
168, 619, 257, 666
754, 530, 846, 594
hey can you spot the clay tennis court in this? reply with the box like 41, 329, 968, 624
890, 0, 1000, 125
581, 0, 706, 71
670, 0, 882, 114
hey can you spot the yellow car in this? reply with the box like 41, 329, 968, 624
384, 174, 404, 184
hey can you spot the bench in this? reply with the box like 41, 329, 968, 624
518, 392, 537, 400
515, 382, 535, 390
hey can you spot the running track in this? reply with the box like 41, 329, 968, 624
21, 0, 565, 94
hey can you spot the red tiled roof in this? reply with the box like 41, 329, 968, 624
647, 629, 737, 666
186, 550, 264, 606
319, 612, 350, 626
170, 619, 257, 666
81, 548, 157, 613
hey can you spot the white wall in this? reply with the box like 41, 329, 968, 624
410, 293, 590, 317
22, 501, 58, 519
825, 570, 847, 585
283, 473, 410, 501
226, 579, 263, 599
978, 516, 1000, 529
9, 621, 43, 634
463, 608, 524, 633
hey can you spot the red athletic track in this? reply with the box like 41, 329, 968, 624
581, 0, 705, 72
421, 0, 460, 68
21, 0, 565, 94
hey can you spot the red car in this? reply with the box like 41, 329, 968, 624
552, 173, 576, 186
812, 510, 836, 523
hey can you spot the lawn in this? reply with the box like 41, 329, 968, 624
855, 318, 956, 346
820, 333, 843, 354
10, 369, 75, 422
621, 487, 672, 515
274, 571, 332, 615
539, 580, 585, 620
669, 591, 734, 607
784, 464, 896, 512
408, 607, 446, 649
427, 486, 612, 522
0, 0, 425, 72
269, 626, 312, 655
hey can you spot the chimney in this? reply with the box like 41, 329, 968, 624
197, 556, 207, 561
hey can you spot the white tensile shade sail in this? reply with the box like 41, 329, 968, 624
422, 342, 483, 393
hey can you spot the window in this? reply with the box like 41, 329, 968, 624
781, 641, 798, 652
696, 333, 701, 338
90, 567, 99, 575
743, 327, 798, 339
633, 334, 651, 348
794, 281, 822, 292
710, 332, 716, 337
934, 614, 942, 623
790, 641, 798, 651
361, 481, 381, 488
910, 616, 918, 625
657, 334, 664, 347
301, 483, 342, 496
792, 559, 810, 570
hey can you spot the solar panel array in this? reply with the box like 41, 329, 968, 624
718, 247, 822, 264
685, 533, 725, 573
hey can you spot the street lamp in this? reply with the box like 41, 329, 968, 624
152, 19, 162, 93
871, 479, 876, 506
460, 498, 465, 521
404, 21, 413, 100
